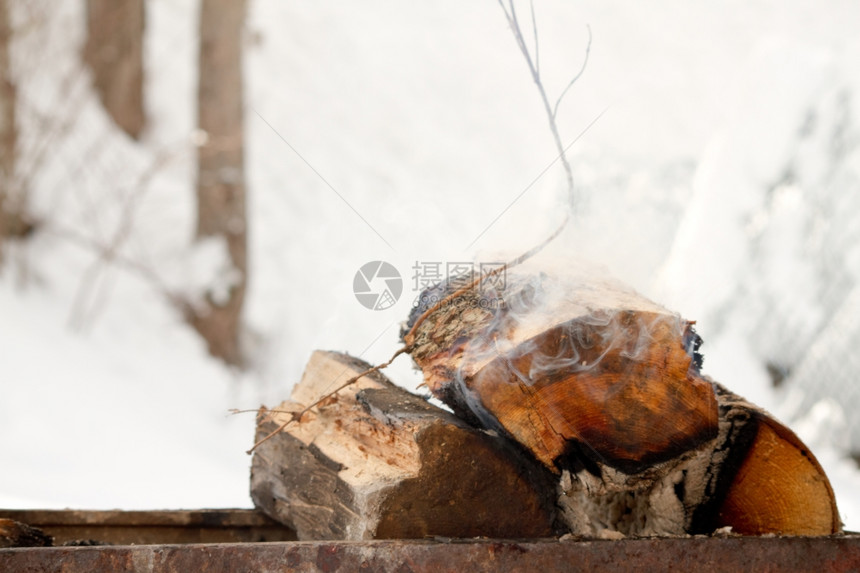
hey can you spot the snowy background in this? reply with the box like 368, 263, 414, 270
2, 0, 860, 529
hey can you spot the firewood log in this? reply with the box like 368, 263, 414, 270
403, 263, 840, 536
404, 263, 718, 475
250, 350, 560, 540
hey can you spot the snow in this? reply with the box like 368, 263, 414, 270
2, 0, 860, 530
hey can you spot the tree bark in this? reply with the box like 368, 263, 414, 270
191, 0, 248, 365
0, 0, 14, 265
83, 0, 145, 139
250, 351, 561, 540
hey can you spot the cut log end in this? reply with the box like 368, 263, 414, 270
716, 413, 841, 535
467, 317, 719, 474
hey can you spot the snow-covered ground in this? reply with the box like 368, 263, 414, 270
2, 0, 860, 529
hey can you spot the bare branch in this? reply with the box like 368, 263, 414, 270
66, 149, 176, 330
552, 24, 592, 120
497, 2, 591, 210
500, 0, 539, 86
46, 223, 185, 311
241, 3, 597, 454
496, 0, 512, 27
529, 0, 540, 79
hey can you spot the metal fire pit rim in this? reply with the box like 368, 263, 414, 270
4, 535, 860, 573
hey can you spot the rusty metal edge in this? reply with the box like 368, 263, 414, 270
0, 509, 297, 545
0, 508, 282, 527
2, 536, 860, 573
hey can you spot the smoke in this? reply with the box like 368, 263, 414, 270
405, 255, 714, 474
455, 258, 693, 379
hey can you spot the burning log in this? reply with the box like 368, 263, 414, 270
404, 263, 718, 475
250, 350, 560, 540
403, 262, 840, 536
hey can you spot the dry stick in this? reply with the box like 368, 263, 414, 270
246, 2, 588, 453
498, 0, 590, 205
245, 203, 570, 456
245, 209, 569, 455
552, 26, 591, 121
410, 2, 585, 336
16, 72, 86, 185
46, 224, 185, 309
68, 149, 176, 329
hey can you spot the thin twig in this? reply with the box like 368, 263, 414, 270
552, 25, 592, 120
68, 149, 176, 329
529, 0, 540, 79
242, 3, 593, 452
407, 210, 569, 341
245, 345, 412, 454
497, 0, 589, 207
46, 223, 185, 309
411, 2, 593, 338
229, 408, 301, 416
244, 215, 567, 454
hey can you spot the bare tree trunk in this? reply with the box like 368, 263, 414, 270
0, 0, 15, 265
191, 0, 248, 366
83, 0, 145, 139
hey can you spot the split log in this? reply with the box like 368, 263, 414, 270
403, 263, 840, 536
250, 350, 560, 540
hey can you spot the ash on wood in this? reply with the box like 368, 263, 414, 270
403, 262, 841, 536
250, 350, 560, 540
